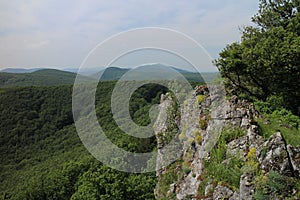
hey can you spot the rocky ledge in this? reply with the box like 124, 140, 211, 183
154, 85, 300, 200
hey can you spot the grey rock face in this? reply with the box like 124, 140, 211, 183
212, 185, 233, 200
154, 87, 300, 200
287, 145, 300, 178
257, 132, 295, 177
239, 173, 255, 200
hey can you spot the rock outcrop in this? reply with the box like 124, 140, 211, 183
154, 85, 300, 200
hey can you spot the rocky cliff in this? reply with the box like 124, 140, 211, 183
154, 85, 300, 200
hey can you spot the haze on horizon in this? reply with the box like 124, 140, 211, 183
0, 0, 258, 72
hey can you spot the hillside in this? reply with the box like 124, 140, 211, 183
0, 66, 218, 87
0, 68, 42, 73
0, 82, 169, 199
0, 69, 93, 86
93, 65, 216, 83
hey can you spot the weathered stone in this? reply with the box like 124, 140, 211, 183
155, 90, 258, 199
226, 136, 248, 159
257, 132, 294, 176
287, 145, 300, 178
155, 87, 300, 200
229, 191, 239, 200
212, 185, 233, 200
226, 124, 263, 160
247, 125, 264, 149
239, 173, 255, 200
204, 184, 214, 197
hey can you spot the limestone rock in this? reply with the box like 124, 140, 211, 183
226, 136, 248, 159
246, 125, 264, 149
229, 191, 239, 200
287, 145, 300, 178
154, 87, 300, 200
257, 132, 294, 177
212, 185, 233, 200
204, 184, 214, 197
239, 173, 255, 200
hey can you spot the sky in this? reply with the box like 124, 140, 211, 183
0, 0, 259, 71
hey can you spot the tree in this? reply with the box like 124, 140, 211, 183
215, 0, 300, 115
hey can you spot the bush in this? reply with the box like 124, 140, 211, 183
182, 161, 191, 175
254, 171, 300, 199
202, 128, 245, 190
219, 128, 246, 144
178, 132, 186, 141
197, 95, 205, 104
271, 109, 300, 129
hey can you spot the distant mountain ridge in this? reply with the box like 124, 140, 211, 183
0, 68, 43, 73
93, 64, 219, 82
0, 65, 219, 86
0, 69, 92, 86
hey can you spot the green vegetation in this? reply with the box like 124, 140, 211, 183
254, 99, 300, 146
156, 160, 184, 199
198, 128, 246, 197
215, 0, 300, 116
0, 69, 93, 86
211, 1, 300, 197
254, 170, 300, 200
0, 66, 210, 87
193, 130, 202, 145
0, 81, 170, 199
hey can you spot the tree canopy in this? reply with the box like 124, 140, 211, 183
215, 0, 300, 115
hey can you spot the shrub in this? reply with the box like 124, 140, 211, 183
199, 118, 208, 130
187, 137, 194, 144
193, 129, 200, 136
178, 132, 186, 141
195, 135, 202, 145
219, 128, 246, 144
197, 95, 205, 104
182, 161, 191, 175
254, 170, 300, 199
271, 109, 300, 129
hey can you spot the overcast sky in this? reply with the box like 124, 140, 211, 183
0, 0, 259, 71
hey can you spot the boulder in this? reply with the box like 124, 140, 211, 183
287, 145, 300, 178
212, 185, 233, 200
257, 132, 294, 177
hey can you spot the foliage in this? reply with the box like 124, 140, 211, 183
0, 69, 93, 86
219, 128, 246, 144
255, 102, 300, 145
199, 117, 208, 130
200, 128, 245, 192
196, 95, 205, 104
194, 130, 202, 145
156, 160, 184, 199
254, 170, 300, 199
242, 148, 260, 175
214, 0, 300, 115
0, 81, 170, 199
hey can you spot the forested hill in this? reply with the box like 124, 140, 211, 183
0, 69, 92, 86
0, 82, 169, 199
0, 66, 219, 87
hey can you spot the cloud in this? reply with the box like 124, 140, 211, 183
0, 0, 259, 69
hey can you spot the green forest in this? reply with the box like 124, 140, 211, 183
0, 83, 167, 199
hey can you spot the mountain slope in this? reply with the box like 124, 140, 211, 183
0, 68, 42, 73
0, 82, 167, 199
94, 64, 215, 83
0, 69, 93, 86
